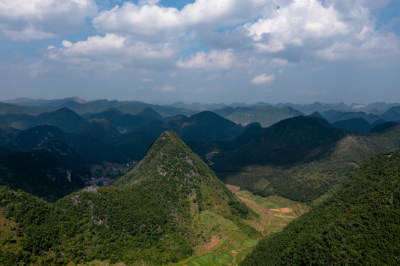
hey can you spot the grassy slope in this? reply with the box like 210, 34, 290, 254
183, 187, 309, 266
217, 125, 400, 203
242, 149, 400, 265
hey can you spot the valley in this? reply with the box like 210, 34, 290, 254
2, 0, 400, 264
0, 98, 399, 265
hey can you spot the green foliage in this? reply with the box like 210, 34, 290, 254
0, 131, 255, 264
242, 149, 400, 265
215, 121, 400, 203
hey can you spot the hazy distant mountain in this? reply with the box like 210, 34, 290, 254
170, 101, 230, 111
0, 107, 87, 132
276, 102, 351, 114
321, 110, 381, 124
333, 118, 371, 134
383, 106, 400, 121
36, 108, 87, 133
3, 97, 85, 107
169, 111, 244, 142
215, 106, 303, 127
243, 150, 400, 265
309, 111, 325, 120
89, 107, 162, 132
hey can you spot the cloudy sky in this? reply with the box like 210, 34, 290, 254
0, 0, 399, 104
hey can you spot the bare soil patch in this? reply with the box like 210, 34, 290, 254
271, 207, 292, 213
204, 235, 221, 251
226, 184, 241, 193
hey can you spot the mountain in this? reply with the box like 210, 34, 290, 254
8, 125, 70, 151
370, 121, 400, 134
221, 116, 346, 166
242, 149, 400, 265
0, 125, 19, 145
383, 105, 400, 121
0, 131, 257, 264
321, 110, 381, 124
0, 108, 87, 133
0, 150, 86, 202
309, 111, 325, 120
169, 111, 244, 142
135, 107, 163, 119
36, 108, 87, 133
216, 106, 303, 127
211, 117, 400, 203
79, 119, 121, 145
333, 118, 371, 134
89, 108, 162, 132
3, 97, 85, 108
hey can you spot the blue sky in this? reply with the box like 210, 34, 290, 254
0, 0, 399, 104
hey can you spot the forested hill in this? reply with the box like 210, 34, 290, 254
0, 131, 256, 265
242, 149, 400, 265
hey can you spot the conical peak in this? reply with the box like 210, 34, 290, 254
115, 130, 206, 187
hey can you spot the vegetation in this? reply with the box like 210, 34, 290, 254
242, 149, 400, 265
0, 131, 257, 264
333, 118, 371, 134
0, 150, 86, 202
212, 118, 400, 203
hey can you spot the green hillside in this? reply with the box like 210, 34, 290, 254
242, 149, 400, 265
213, 118, 400, 203
0, 131, 258, 265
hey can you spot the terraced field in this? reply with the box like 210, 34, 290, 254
178, 186, 309, 265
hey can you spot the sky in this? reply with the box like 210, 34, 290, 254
0, 0, 399, 104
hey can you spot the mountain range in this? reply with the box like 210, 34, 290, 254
1, 97, 400, 264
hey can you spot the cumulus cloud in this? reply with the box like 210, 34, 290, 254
251, 74, 275, 85
246, 0, 348, 52
177, 49, 235, 70
244, 0, 400, 62
92, 0, 273, 39
46, 33, 176, 72
0, 0, 97, 41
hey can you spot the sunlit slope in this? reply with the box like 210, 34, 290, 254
242, 149, 400, 265
0, 131, 257, 265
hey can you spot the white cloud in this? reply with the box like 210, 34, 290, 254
246, 0, 348, 52
177, 49, 235, 70
93, 2, 183, 37
47, 34, 176, 72
3, 25, 56, 42
92, 0, 274, 39
251, 74, 275, 85
0, 0, 97, 41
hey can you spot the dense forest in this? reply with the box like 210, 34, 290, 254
242, 149, 400, 265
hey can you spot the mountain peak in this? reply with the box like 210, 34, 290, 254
116, 130, 201, 187
116, 130, 251, 217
